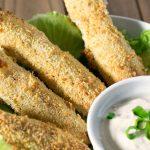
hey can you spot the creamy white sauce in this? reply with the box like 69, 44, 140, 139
101, 98, 150, 150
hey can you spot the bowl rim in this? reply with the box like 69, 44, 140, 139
87, 76, 150, 149
111, 15, 150, 25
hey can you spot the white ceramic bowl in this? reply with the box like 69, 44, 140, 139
111, 15, 150, 37
87, 15, 150, 150
87, 76, 150, 150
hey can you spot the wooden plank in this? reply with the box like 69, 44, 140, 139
15, 0, 51, 19
107, 0, 141, 19
48, 0, 66, 14
137, 0, 150, 23
4, 0, 16, 13
0, 0, 4, 10
2, 0, 149, 22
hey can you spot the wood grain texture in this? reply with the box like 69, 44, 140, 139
137, 0, 150, 23
0, 0, 149, 21
15, 0, 51, 19
48, 0, 66, 14
107, 0, 141, 19
4, 0, 16, 12
0, 0, 4, 9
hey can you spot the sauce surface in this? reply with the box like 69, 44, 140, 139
101, 98, 150, 150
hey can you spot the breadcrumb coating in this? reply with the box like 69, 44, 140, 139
64, 0, 146, 85
0, 110, 89, 150
0, 11, 105, 116
0, 48, 88, 144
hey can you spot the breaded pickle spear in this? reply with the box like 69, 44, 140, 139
0, 11, 105, 116
64, 0, 146, 85
0, 48, 88, 144
0, 110, 89, 150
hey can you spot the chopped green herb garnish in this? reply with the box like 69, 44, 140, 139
135, 118, 147, 130
126, 106, 150, 140
145, 122, 150, 140
126, 126, 139, 140
106, 112, 115, 120
133, 106, 149, 118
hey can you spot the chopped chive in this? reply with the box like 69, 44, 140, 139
106, 112, 115, 120
126, 105, 150, 140
126, 126, 139, 140
145, 122, 150, 140
132, 106, 148, 118
148, 111, 150, 119
135, 118, 147, 130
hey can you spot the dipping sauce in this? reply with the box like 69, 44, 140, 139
101, 98, 150, 150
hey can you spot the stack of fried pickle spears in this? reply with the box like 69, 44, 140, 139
0, 0, 146, 149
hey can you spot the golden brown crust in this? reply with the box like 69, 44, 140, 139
0, 48, 88, 144
0, 110, 89, 150
0, 10, 105, 116
64, 0, 146, 85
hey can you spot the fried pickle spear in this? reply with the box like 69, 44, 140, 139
0, 11, 105, 116
0, 48, 88, 144
0, 110, 89, 150
64, 0, 146, 85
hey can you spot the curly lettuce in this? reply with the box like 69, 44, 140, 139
125, 30, 150, 73
28, 12, 84, 58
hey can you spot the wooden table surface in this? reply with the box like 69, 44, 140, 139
0, 0, 149, 23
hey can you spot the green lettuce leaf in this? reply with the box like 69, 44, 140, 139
0, 103, 14, 114
124, 30, 150, 73
0, 135, 12, 150
138, 30, 150, 73
127, 30, 150, 55
28, 12, 84, 58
